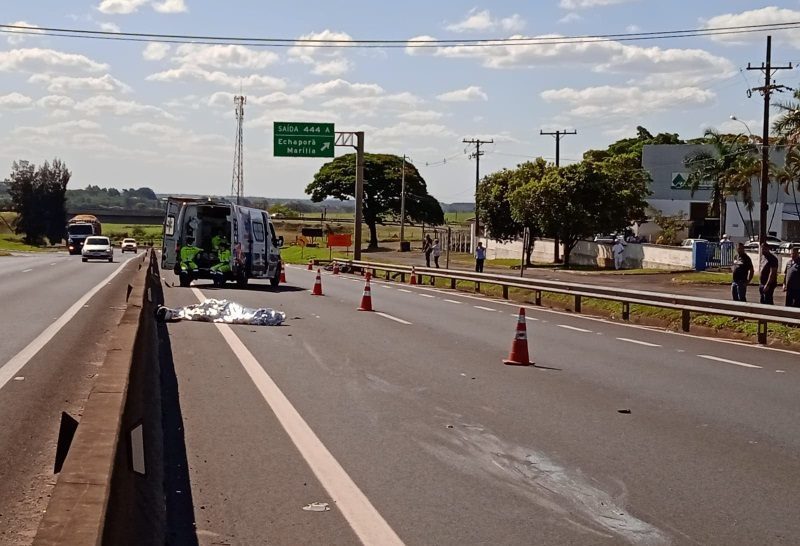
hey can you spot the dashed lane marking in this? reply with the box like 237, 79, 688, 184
192, 288, 403, 546
443, 299, 462, 304
375, 312, 412, 325
398, 289, 412, 293
558, 325, 592, 333
22, 268, 33, 273
419, 294, 435, 298
697, 355, 761, 369
616, 338, 661, 347
474, 306, 496, 312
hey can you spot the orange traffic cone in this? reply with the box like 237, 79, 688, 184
307, 259, 313, 271
503, 307, 531, 366
358, 274, 373, 311
279, 261, 287, 283
332, 261, 340, 275
311, 269, 323, 296
409, 267, 417, 285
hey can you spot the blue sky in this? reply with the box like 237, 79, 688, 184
2, 1, 800, 201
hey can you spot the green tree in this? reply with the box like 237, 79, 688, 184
510, 161, 649, 267
307, 153, 443, 248
477, 159, 549, 265
684, 129, 759, 240
6, 158, 71, 245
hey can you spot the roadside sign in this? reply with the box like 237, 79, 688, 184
274, 122, 335, 158
327, 234, 352, 248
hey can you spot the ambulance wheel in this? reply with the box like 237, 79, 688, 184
179, 273, 191, 287
236, 273, 248, 288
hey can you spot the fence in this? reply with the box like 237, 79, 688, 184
704, 242, 735, 269
342, 259, 800, 346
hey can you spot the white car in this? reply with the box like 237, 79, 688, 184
121, 238, 138, 253
82, 236, 114, 262
680, 238, 708, 248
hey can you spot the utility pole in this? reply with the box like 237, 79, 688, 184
540, 129, 576, 263
463, 138, 493, 248
354, 132, 365, 261
399, 154, 407, 250
747, 35, 792, 243
231, 95, 246, 205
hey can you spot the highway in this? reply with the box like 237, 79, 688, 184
0, 251, 141, 545
157, 265, 800, 545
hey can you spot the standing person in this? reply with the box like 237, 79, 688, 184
783, 247, 800, 307
758, 243, 779, 305
432, 239, 441, 268
475, 241, 486, 273
731, 242, 754, 302
423, 234, 433, 267
612, 238, 626, 270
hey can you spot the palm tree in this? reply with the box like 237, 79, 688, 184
684, 129, 759, 240
775, 146, 800, 234
773, 89, 800, 141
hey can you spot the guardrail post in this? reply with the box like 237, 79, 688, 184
417, 273, 422, 284
475, 281, 481, 293
622, 302, 630, 321
450, 278, 456, 289
502, 285, 509, 299
574, 295, 581, 313
385, 269, 390, 280
681, 309, 691, 332
401, 273, 406, 283
535, 290, 542, 306
757, 320, 768, 345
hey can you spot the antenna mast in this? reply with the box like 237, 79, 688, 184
231, 95, 246, 204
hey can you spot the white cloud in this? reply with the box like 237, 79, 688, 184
300, 79, 384, 98
445, 9, 526, 33
437, 86, 488, 102
28, 73, 132, 94
143, 43, 170, 61
405, 34, 735, 85
626, 24, 641, 33
541, 85, 715, 118
146, 65, 287, 90
97, 0, 187, 14
559, 0, 636, 9
14, 119, 102, 136
5, 21, 42, 45
559, 13, 582, 23
0, 92, 33, 110
152, 0, 188, 13
714, 118, 759, 135
288, 30, 355, 76
37, 95, 76, 110
171, 44, 278, 70
97, 0, 149, 14
74, 95, 175, 118
704, 7, 800, 48
207, 91, 304, 108
397, 110, 445, 122
0, 48, 108, 73
321, 92, 422, 114
122, 122, 226, 154
374, 122, 456, 139
99, 22, 121, 33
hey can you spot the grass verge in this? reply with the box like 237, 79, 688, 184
280, 245, 350, 264
672, 271, 784, 286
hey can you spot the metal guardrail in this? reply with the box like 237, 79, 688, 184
343, 259, 800, 345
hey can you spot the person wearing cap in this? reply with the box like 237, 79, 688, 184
612, 237, 626, 270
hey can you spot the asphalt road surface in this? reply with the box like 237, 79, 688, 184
159, 264, 800, 546
0, 251, 141, 545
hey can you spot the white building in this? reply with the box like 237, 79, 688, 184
642, 144, 800, 242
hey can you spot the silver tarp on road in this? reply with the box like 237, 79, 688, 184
156, 298, 286, 326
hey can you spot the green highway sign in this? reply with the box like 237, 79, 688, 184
273, 122, 335, 158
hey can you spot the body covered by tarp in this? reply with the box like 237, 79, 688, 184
156, 299, 286, 326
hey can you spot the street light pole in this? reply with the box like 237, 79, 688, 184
399, 154, 407, 249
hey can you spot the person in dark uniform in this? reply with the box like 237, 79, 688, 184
730, 242, 754, 302
758, 243, 779, 305
782, 247, 800, 307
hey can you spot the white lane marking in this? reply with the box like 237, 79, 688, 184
22, 268, 33, 273
419, 293, 435, 299
616, 338, 661, 348
376, 312, 412, 325
558, 324, 592, 333
474, 306, 496, 312
50, 262, 57, 266
0, 259, 132, 391
192, 288, 402, 546
526, 317, 539, 322
697, 355, 761, 369
398, 289, 412, 293
443, 299, 462, 304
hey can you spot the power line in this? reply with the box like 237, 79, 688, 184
2, 21, 800, 49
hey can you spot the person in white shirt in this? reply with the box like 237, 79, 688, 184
432, 239, 441, 268
612, 238, 626, 270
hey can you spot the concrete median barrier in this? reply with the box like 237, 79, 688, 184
34, 249, 168, 546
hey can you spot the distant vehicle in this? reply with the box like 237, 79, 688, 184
67, 214, 102, 255
161, 197, 284, 288
81, 236, 113, 263
680, 238, 708, 248
593, 234, 618, 244
778, 241, 800, 254
744, 236, 781, 252
121, 238, 138, 253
